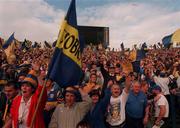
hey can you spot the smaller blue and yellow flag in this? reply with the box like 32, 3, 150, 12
2, 33, 15, 49
2, 33, 16, 64
162, 34, 173, 48
47, 0, 83, 87
128, 43, 147, 73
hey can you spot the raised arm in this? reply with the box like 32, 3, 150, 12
98, 83, 112, 112
77, 87, 92, 115
124, 75, 132, 93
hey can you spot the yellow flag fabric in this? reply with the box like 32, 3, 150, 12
4, 40, 16, 64
128, 50, 137, 62
121, 61, 133, 74
171, 29, 180, 44
56, 20, 81, 67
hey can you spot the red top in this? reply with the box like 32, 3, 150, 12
11, 85, 47, 128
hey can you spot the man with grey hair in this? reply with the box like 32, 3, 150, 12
125, 81, 149, 128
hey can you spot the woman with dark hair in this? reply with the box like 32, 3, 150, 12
84, 81, 112, 128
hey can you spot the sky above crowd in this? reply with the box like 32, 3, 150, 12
0, 0, 180, 48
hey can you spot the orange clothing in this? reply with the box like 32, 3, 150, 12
121, 61, 133, 74
83, 83, 101, 93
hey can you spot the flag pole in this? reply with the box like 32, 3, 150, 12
30, 16, 65, 127
30, 46, 59, 127
29, 20, 63, 127
30, 46, 63, 127
30, 79, 47, 128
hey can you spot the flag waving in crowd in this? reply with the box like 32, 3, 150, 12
47, 0, 83, 87
162, 34, 173, 48
1, 1, 180, 128
2, 33, 16, 64
2, 33, 15, 49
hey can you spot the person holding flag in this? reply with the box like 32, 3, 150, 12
29, 0, 87, 127
49, 0, 91, 128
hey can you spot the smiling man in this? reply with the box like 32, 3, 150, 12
49, 86, 92, 128
125, 81, 149, 128
106, 75, 131, 128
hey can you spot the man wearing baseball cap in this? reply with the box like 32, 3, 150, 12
49, 86, 92, 128
152, 85, 169, 128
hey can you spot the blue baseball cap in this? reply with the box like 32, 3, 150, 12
152, 85, 162, 92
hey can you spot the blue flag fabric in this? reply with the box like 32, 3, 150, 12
2, 33, 15, 49
136, 49, 146, 61
47, 0, 83, 87
141, 42, 147, 50
162, 34, 172, 48
136, 42, 147, 61
132, 61, 140, 73
32, 42, 39, 48
130, 50, 145, 73
120, 43, 124, 51
44, 41, 52, 48
52, 40, 57, 47
130, 43, 147, 73
20, 39, 27, 50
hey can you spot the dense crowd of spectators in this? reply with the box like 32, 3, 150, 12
0, 37, 180, 128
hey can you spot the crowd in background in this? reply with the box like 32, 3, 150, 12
0, 36, 180, 128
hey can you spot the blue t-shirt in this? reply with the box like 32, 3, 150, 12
125, 90, 147, 118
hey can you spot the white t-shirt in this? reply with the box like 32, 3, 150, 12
153, 76, 170, 95
18, 96, 32, 128
106, 89, 128, 126
154, 94, 169, 118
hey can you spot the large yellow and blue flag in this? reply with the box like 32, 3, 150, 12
47, 0, 83, 87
